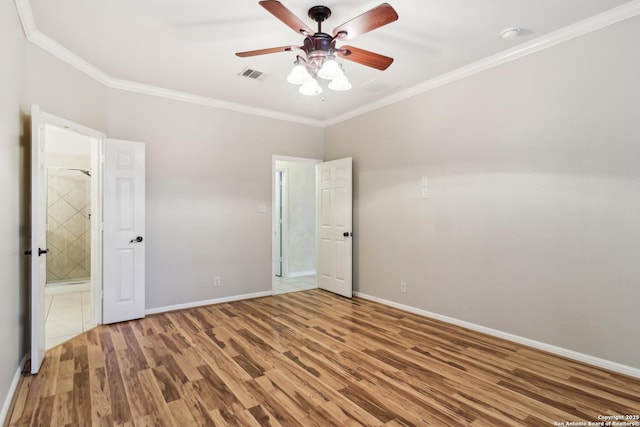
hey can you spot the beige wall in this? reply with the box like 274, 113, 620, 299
25, 45, 108, 133
0, 0, 27, 417
107, 90, 324, 309
325, 16, 640, 369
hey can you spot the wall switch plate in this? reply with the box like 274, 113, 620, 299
258, 205, 268, 213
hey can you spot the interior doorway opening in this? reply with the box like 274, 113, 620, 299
272, 156, 320, 295
42, 123, 101, 349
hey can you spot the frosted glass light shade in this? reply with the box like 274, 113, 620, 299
328, 74, 352, 91
299, 78, 322, 96
287, 64, 312, 85
318, 58, 342, 80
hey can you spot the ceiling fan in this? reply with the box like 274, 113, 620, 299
236, 1, 399, 95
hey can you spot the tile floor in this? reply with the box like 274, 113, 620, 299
45, 283, 94, 349
273, 274, 317, 295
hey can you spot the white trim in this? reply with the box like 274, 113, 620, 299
13, 0, 323, 128
41, 111, 107, 139
13, 0, 35, 39
354, 291, 640, 379
278, 167, 289, 278
144, 291, 272, 316
0, 355, 28, 425
108, 79, 325, 128
325, 0, 640, 126
288, 270, 316, 278
14, 0, 640, 127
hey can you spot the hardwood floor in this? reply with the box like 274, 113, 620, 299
8, 289, 640, 426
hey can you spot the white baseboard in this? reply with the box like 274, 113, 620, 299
45, 281, 91, 295
287, 270, 316, 278
354, 292, 640, 379
0, 354, 28, 425
145, 290, 272, 316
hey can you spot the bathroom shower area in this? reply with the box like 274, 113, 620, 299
46, 167, 91, 285
43, 124, 96, 348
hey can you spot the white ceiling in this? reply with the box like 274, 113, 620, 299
25, 0, 634, 124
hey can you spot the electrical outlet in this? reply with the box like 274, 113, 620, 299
400, 282, 407, 294
214, 276, 221, 287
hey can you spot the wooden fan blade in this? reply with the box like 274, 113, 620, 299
333, 3, 398, 41
236, 45, 300, 57
259, 0, 314, 36
337, 46, 394, 70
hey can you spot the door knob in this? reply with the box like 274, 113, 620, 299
130, 236, 144, 243
343, 232, 353, 237
38, 248, 49, 256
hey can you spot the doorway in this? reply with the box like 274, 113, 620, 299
272, 156, 320, 294
41, 123, 101, 349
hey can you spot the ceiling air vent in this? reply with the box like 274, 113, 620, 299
238, 67, 266, 81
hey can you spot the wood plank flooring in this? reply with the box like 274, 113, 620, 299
7, 289, 640, 426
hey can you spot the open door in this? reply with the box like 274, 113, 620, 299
316, 157, 353, 297
103, 139, 146, 324
29, 105, 47, 374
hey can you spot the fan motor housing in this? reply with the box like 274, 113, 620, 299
303, 32, 335, 55
308, 6, 331, 23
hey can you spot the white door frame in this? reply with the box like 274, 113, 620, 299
271, 155, 321, 290
274, 169, 286, 277
30, 107, 104, 372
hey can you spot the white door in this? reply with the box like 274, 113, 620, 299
103, 139, 146, 324
29, 105, 47, 374
316, 157, 353, 298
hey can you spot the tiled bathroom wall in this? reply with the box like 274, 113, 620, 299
46, 155, 91, 284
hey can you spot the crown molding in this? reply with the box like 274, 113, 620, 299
324, 0, 640, 126
15, 0, 640, 129
13, 0, 35, 39
108, 78, 326, 127
13, 0, 323, 128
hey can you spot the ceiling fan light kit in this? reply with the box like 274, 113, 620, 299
286, 59, 312, 84
236, 1, 398, 96
328, 74, 352, 91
